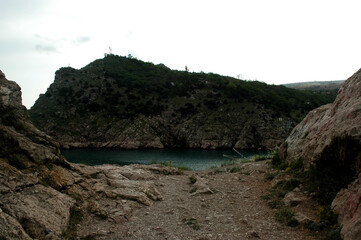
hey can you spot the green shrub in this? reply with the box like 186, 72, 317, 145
317, 207, 339, 229
177, 166, 191, 171
189, 187, 197, 194
229, 167, 241, 173
253, 155, 269, 161
284, 158, 304, 173
221, 160, 237, 167
265, 172, 279, 180
268, 199, 285, 209
305, 136, 359, 205
189, 176, 197, 184
323, 227, 342, 240
271, 154, 288, 170
272, 178, 302, 197
62, 206, 83, 239
213, 169, 225, 174
304, 220, 324, 232
182, 217, 200, 230
275, 208, 299, 227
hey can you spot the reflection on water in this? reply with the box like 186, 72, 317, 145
62, 149, 267, 171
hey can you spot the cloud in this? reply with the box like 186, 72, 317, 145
35, 44, 58, 54
73, 36, 91, 45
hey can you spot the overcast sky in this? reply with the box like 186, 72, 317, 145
1, 0, 361, 108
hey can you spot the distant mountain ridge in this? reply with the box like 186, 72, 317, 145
283, 80, 344, 92
29, 55, 336, 150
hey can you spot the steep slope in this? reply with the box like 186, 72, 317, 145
0, 70, 171, 239
279, 68, 361, 240
29, 54, 335, 150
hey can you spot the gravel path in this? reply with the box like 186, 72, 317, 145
106, 161, 320, 240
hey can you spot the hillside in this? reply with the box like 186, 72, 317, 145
29, 54, 336, 150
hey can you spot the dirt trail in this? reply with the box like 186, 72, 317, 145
109, 161, 319, 240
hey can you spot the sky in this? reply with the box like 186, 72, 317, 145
1, 0, 361, 109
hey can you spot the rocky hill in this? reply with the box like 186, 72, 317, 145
29, 54, 335, 150
279, 68, 361, 240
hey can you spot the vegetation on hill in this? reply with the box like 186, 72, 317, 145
283, 80, 344, 94
29, 54, 336, 149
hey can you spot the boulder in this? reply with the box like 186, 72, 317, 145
283, 187, 308, 207
281, 68, 361, 168
1, 184, 74, 239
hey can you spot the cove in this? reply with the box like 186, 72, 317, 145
61, 149, 267, 171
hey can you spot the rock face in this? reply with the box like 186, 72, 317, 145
0, 70, 172, 239
29, 55, 335, 150
332, 173, 361, 240
280, 68, 361, 166
280, 68, 361, 240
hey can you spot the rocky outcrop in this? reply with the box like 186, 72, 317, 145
281, 68, 361, 167
0, 70, 176, 239
56, 111, 290, 150
280, 68, 361, 240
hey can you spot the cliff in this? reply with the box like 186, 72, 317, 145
280, 68, 361, 240
29, 55, 335, 150
0, 70, 174, 239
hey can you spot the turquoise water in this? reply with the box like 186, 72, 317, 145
61, 149, 267, 171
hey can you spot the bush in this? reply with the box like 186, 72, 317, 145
275, 208, 299, 227
189, 176, 197, 184
253, 155, 269, 161
229, 167, 241, 173
182, 217, 200, 230
62, 206, 83, 239
304, 220, 324, 232
317, 207, 339, 229
271, 154, 288, 170
265, 172, 279, 180
284, 158, 304, 173
323, 227, 342, 240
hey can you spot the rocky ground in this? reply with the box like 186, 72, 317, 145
90, 160, 323, 240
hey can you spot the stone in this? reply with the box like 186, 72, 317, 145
293, 212, 312, 225
1, 184, 75, 239
283, 188, 308, 207
246, 230, 260, 238
190, 177, 214, 195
